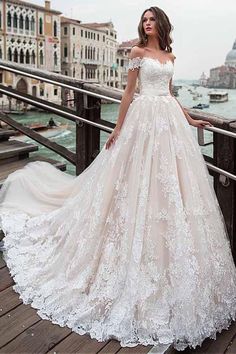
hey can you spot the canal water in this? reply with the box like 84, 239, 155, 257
9, 80, 236, 175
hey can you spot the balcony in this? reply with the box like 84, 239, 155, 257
80, 58, 101, 65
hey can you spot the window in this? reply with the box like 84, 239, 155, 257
0, 47, 2, 59
7, 11, 11, 27
88, 32, 90, 39
31, 17, 35, 31
73, 27, 75, 35
32, 86, 37, 96
0, 11, 2, 29
20, 49, 24, 63
19, 14, 23, 29
53, 20, 57, 37
8, 48, 12, 61
13, 13, 17, 28
54, 52, 58, 66
64, 26, 67, 35
64, 70, 68, 76
39, 50, 43, 65
64, 45, 67, 58
97, 34, 99, 41
32, 50, 36, 65
39, 17, 43, 35
73, 44, 75, 59
40, 87, 44, 96
121, 59, 124, 67
25, 50, 30, 64
81, 29, 83, 37
54, 88, 58, 95
13, 48, 18, 62
73, 68, 75, 77
81, 68, 83, 79
103, 35, 105, 42
25, 15, 29, 30
85, 31, 87, 38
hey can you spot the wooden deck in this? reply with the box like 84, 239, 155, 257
0, 239, 236, 354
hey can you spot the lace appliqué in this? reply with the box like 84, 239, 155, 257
128, 56, 143, 71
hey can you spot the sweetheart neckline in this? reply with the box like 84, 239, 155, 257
141, 57, 174, 66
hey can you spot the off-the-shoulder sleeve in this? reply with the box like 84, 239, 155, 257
128, 56, 143, 71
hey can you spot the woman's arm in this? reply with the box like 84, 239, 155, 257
105, 46, 143, 149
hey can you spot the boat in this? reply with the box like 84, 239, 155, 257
10, 120, 69, 142
192, 103, 210, 109
208, 91, 228, 103
3, 110, 25, 115
192, 91, 203, 100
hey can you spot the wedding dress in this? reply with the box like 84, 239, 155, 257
0, 56, 236, 352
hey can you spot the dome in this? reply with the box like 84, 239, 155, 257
225, 39, 236, 67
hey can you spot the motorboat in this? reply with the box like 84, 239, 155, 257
208, 91, 228, 103
10, 120, 69, 142
192, 103, 210, 109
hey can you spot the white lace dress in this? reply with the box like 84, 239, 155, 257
0, 56, 236, 351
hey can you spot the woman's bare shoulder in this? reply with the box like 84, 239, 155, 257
129, 46, 145, 59
167, 51, 176, 61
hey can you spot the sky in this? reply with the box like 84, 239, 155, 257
32, 0, 236, 80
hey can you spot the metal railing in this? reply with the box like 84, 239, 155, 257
0, 60, 235, 261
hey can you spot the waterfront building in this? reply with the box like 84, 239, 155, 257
61, 18, 119, 87
0, 0, 62, 110
117, 38, 138, 90
225, 39, 236, 68
207, 39, 236, 89
83, 21, 119, 88
199, 72, 208, 87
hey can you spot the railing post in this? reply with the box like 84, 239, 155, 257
213, 121, 236, 261
74, 86, 101, 175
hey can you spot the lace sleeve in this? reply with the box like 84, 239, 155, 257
128, 56, 143, 71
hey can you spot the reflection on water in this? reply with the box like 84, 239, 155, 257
9, 82, 236, 176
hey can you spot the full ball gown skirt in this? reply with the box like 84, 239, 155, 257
0, 56, 236, 352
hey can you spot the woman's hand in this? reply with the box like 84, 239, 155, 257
190, 119, 213, 128
105, 127, 121, 150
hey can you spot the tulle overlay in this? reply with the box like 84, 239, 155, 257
0, 57, 236, 351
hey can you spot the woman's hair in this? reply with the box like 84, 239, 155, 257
136, 6, 174, 52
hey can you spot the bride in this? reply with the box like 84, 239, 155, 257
0, 6, 236, 352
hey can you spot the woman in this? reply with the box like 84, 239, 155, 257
0, 6, 236, 352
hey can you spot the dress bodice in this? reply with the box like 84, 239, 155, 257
128, 56, 174, 97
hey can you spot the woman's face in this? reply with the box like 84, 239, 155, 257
142, 10, 158, 37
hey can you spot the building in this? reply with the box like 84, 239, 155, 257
83, 21, 119, 88
225, 39, 236, 68
199, 72, 208, 87
207, 39, 236, 89
61, 18, 119, 87
0, 0, 62, 110
60, 17, 103, 83
117, 38, 138, 89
